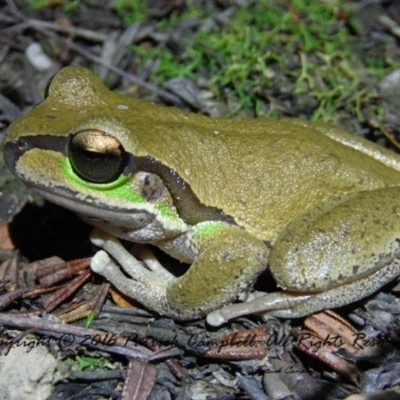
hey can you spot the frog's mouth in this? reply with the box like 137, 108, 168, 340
30, 183, 157, 232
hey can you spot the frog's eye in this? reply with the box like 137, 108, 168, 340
69, 130, 128, 183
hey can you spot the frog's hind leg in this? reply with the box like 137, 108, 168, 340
208, 187, 400, 326
207, 258, 400, 326
267, 258, 400, 318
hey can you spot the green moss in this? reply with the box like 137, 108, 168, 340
113, 0, 146, 24
76, 355, 108, 371
130, 0, 398, 122
22, 0, 83, 12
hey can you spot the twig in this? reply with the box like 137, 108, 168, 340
28, 19, 108, 42
0, 312, 151, 360
4, 0, 183, 104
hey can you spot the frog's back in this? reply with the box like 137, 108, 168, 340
144, 116, 400, 243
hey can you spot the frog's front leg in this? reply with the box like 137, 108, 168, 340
90, 224, 269, 320
208, 187, 400, 326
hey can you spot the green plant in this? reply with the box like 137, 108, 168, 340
130, 0, 398, 120
76, 355, 108, 371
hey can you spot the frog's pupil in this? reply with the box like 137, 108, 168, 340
69, 135, 127, 183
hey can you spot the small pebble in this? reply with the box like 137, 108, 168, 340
25, 43, 53, 71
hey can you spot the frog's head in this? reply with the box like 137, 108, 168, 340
3, 67, 189, 240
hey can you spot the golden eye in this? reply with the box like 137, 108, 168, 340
69, 130, 128, 183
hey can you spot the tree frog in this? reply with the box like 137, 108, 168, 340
4, 66, 400, 326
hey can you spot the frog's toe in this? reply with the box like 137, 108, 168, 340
90, 228, 115, 247
90, 248, 175, 316
206, 310, 227, 327
91, 250, 111, 273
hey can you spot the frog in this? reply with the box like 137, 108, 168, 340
3, 66, 400, 327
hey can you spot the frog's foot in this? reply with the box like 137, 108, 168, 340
207, 258, 400, 326
91, 225, 269, 321
206, 291, 311, 326
90, 229, 177, 318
